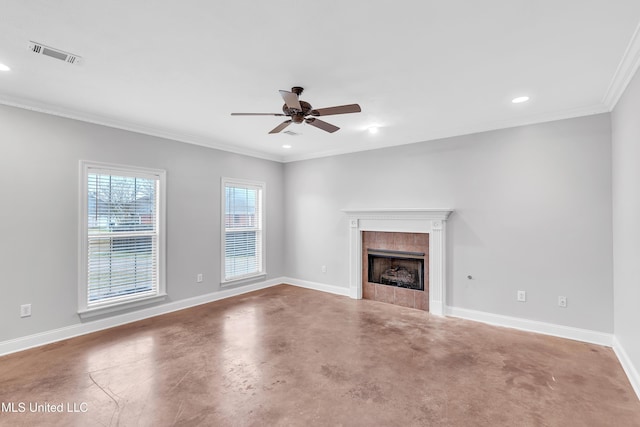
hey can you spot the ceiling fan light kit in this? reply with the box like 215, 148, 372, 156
231, 87, 361, 134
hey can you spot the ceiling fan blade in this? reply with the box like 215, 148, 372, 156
231, 113, 287, 116
311, 104, 361, 116
279, 90, 302, 111
305, 117, 339, 133
269, 120, 293, 134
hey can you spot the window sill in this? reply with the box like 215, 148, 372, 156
78, 293, 168, 319
221, 273, 267, 288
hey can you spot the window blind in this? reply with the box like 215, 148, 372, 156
86, 171, 159, 305
224, 182, 263, 281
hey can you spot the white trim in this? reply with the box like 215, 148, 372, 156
342, 209, 453, 315
220, 273, 268, 287
3, 274, 636, 402
78, 293, 168, 319
341, 208, 453, 220
0, 95, 608, 165
78, 160, 167, 314
446, 306, 613, 347
0, 277, 284, 357
220, 177, 266, 285
282, 277, 351, 297
282, 104, 608, 163
0, 96, 284, 163
603, 19, 640, 110
612, 336, 640, 401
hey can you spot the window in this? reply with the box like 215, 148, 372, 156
79, 161, 166, 316
222, 178, 265, 283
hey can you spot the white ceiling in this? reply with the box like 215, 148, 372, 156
1, 1, 639, 162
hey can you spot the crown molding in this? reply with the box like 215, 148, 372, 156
0, 96, 284, 163
0, 95, 610, 165
603, 19, 640, 110
282, 103, 609, 163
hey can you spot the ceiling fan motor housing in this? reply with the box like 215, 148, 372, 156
283, 100, 313, 123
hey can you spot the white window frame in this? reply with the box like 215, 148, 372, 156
78, 160, 167, 318
221, 177, 266, 285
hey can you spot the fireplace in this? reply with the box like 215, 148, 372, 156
362, 231, 429, 311
367, 249, 425, 291
343, 208, 453, 316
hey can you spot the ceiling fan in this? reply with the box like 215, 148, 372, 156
231, 87, 361, 134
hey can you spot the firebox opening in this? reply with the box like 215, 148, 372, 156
367, 249, 425, 291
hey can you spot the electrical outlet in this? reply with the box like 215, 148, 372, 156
321, 265, 327, 273
558, 296, 567, 308
20, 304, 31, 318
196, 273, 203, 283
517, 290, 526, 302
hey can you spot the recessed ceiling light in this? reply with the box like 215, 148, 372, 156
368, 126, 379, 134
282, 144, 292, 149
0, 63, 10, 72
512, 96, 530, 104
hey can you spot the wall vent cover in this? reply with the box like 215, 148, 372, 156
28, 41, 81, 65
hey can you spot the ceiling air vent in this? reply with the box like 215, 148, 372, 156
28, 41, 81, 65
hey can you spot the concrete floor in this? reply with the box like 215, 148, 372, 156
0, 284, 639, 426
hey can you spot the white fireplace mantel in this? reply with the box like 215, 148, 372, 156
342, 208, 453, 316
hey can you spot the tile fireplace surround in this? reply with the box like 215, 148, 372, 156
363, 231, 429, 310
343, 209, 453, 315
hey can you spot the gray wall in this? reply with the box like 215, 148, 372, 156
284, 114, 613, 332
612, 68, 640, 372
0, 104, 284, 342
0, 101, 618, 343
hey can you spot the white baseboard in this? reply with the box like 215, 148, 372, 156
446, 306, 613, 347
0, 277, 349, 357
2, 277, 631, 402
613, 336, 640, 400
0, 277, 285, 357
282, 277, 350, 297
